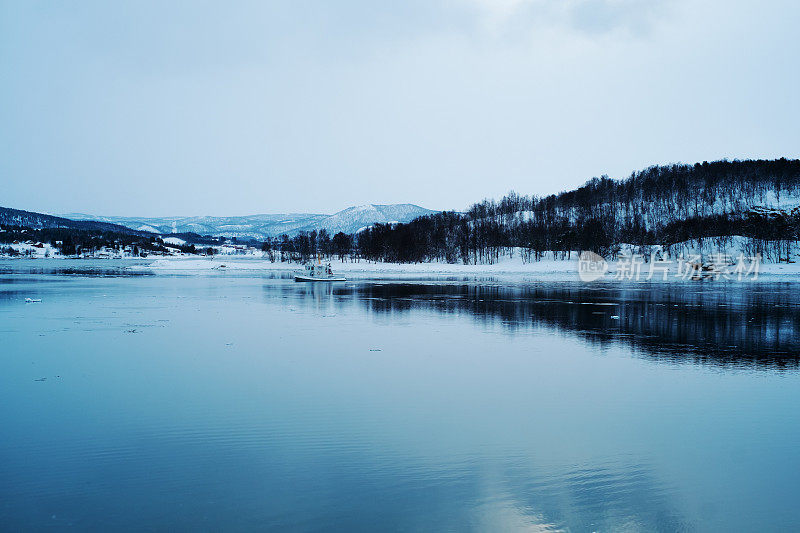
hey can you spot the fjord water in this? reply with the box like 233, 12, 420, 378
2, 261, 800, 531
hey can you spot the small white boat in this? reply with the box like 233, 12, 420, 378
294, 260, 346, 282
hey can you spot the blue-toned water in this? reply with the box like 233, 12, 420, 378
2, 260, 800, 531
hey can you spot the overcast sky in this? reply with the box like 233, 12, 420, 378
1, 0, 798, 216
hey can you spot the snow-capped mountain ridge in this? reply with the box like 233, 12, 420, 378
61, 204, 436, 240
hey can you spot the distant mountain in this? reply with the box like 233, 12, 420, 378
59, 213, 329, 240
0, 206, 147, 235
62, 204, 437, 239
312, 204, 437, 235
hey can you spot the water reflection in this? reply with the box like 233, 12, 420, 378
276, 281, 800, 370
0, 260, 154, 278
3, 265, 800, 530
496, 460, 688, 532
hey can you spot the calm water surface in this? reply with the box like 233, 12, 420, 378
2, 260, 800, 531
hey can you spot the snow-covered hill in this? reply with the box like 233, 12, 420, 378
0, 206, 146, 235
61, 204, 436, 240
312, 204, 435, 235
59, 213, 330, 239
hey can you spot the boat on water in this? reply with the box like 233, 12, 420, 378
294, 259, 346, 282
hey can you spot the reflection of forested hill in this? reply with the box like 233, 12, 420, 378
284, 281, 800, 370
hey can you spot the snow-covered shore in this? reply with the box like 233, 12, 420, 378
134, 257, 577, 275
128, 256, 800, 281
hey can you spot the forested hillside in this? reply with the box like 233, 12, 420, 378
355, 159, 800, 263
0, 206, 146, 235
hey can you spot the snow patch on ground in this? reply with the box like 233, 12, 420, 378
2, 242, 59, 258
161, 237, 186, 246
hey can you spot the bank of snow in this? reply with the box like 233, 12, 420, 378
161, 236, 187, 246
132, 255, 578, 276
130, 255, 800, 281
2, 242, 59, 258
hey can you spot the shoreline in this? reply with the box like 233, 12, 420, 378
131, 257, 800, 281
4, 256, 799, 281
